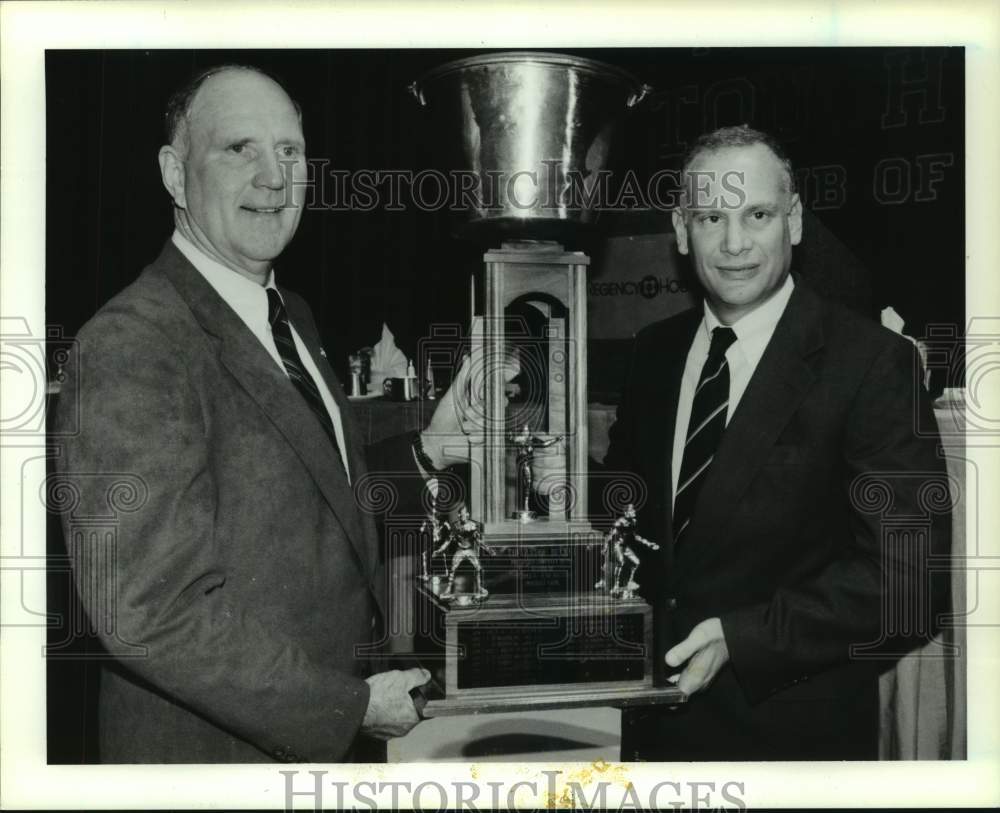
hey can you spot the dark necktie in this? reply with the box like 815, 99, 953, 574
266, 288, 346, 474
672, 325, 737, 542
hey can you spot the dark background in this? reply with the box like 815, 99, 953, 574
46, 47, 964, 375
45, 46, 964, 763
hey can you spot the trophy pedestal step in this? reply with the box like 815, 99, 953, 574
412, 584, 686, 717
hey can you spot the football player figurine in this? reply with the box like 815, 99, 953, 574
437, 505, 493, 604
596, 504, 659, 599
419, 512, 451, 584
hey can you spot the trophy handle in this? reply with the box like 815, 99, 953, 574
408, 81, 427, 107
627, 83, 654, 109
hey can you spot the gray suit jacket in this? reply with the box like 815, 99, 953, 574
55, 240, 395, 762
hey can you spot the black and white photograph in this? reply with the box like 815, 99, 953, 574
1, 2, 997, 810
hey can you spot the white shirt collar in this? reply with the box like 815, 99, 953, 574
171, 230, 280, 327
170, 232, 351, 479
702, 274, 795, 365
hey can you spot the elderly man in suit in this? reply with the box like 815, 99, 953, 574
591, 125, 951, 761
54, 64, 429, 763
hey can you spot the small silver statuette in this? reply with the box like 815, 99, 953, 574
596, 503, 660, 600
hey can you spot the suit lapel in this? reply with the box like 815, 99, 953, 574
679, 282, 825, 558
156, 242, 375, 580
283, 292, 382, 580
630, 309, 700, 570
652, 312, 701, 554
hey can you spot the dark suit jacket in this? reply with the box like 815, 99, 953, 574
54, 240, 403, 763
610, 280, 951, 760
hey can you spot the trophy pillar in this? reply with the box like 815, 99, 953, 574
469, 241, 593, 542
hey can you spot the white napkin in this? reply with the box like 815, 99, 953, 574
880, 306, 906, 335
369, 322, 408, 388
881, 306, 930, 390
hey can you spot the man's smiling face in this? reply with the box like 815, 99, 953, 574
160, 69, 306, 282
673, 143, 803, 324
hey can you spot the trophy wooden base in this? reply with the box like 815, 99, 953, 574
413, 583, 685, 717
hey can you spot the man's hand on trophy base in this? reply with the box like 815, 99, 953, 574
361, 667, 431, 739
664, 617, 730, 697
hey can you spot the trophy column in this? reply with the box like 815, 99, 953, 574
471, 240, 591, 542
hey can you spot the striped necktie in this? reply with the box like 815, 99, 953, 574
267, 288, 346, 475
672, 325, 737, 542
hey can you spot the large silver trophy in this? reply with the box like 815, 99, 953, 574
408, 52, 682, 716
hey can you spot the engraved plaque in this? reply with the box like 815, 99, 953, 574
412, 585, 684, 716
456, 612, 646, 689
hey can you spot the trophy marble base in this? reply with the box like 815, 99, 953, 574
413, 583, 685, 717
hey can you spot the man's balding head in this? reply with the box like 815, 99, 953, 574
680, 124, 796, 201
672, 126, 803, 324
164, 64, 302, 157
158, 66, 307, 282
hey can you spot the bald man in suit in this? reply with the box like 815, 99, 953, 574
595, 126, 951, 760
55, 64, 428, 763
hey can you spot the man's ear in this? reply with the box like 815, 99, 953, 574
788, 192, 803, 246
672, 208, 689, 255
158, 145, 187, 209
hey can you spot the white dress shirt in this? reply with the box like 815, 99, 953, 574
172, 231, 351, 479
670, 274, 794, 505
